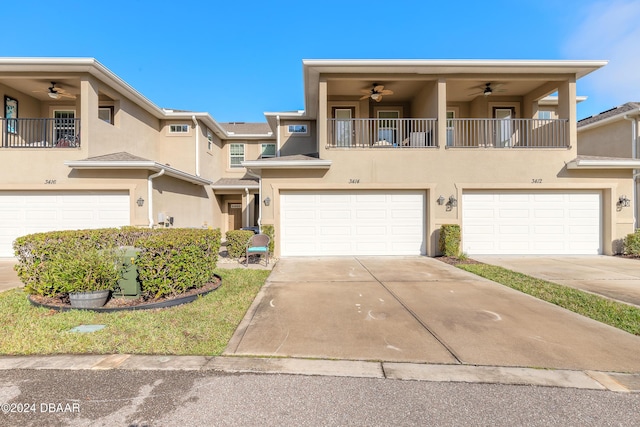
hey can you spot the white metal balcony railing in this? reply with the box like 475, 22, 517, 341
327, 118, 568, 149
1, 118, 81, 148
328, 118, 437, 148
446, 118, 568, 148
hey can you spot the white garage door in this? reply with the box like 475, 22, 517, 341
462, 191, 601, 255
0, 191, 130, 257
281, 191, 425, 256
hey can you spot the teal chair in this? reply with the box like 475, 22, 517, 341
246, 234, 270, 267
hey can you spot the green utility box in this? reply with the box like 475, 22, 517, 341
115, 246, 141, 298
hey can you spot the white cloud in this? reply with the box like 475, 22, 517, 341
563, 0, 640, 116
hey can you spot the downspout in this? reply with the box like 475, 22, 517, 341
147, 169, 166, 227
276, 115, 281, 157
624, 114, 638, 229
245, 187, 250, 227
246, 169, 262, 231
192, 116, 200, 176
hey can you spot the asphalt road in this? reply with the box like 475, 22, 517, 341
1, 370, 639, 426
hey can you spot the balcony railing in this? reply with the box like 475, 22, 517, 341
447, 118, 568, 148
1, 118, 81, 148
328, 118, 437, 148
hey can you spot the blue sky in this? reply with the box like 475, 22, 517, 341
5, 0, 640, 122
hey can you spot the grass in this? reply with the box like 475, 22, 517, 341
457, 263, 640, 336
0, 268, 270, 355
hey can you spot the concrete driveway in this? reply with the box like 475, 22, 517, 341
473, 255, 640, 308
0, 259, 19, 293
226, 257, 640, 373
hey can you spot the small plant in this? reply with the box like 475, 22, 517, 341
30, 246, 124, 296
261, 224, 275, 254
439, 224, 461, 257
623, 229, 640, 256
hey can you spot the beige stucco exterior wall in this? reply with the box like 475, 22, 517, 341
578, 121, 632, 157
279, 120, 317, 155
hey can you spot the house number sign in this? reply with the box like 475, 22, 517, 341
45, 179, 57, 184
349, 179, 360, 184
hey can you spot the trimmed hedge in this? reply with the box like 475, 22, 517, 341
225, 230, 255, 258
261, 224, 275, 254
13, 227, 221, 299
624, 229, 640, 256
439, 224, 461, 257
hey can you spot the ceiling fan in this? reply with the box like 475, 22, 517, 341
468, 82, 506, 97
32, 82, 76, 100
359, 83, 393, 102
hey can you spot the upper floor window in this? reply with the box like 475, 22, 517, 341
230, 143, 245, 168
538, 110, 552, 120
207, 128, 213, 150
261, 143, 276, 158
99, 106, 114, 125
170, 124, 190, 133
286, 123, 308, 136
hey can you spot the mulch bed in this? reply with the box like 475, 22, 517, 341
28, 276, 221, 310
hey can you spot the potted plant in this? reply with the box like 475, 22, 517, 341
57, 246, 125, 308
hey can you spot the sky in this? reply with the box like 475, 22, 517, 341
4, 0, 640, 122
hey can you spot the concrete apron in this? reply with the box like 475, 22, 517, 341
0, 259, 20, 293
226, 256, 640, 373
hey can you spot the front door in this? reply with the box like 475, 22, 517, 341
228, 202, 242, 231
333, 107, 355, 147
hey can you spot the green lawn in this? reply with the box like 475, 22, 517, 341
457, 263, 640, 336
0, 269, 270, 355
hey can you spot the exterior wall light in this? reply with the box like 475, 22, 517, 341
448, 195, 458, 207
264, 196, 271, 206
617, 195, 630, 208
437, 195, 445, 205
136, 197, 145, 207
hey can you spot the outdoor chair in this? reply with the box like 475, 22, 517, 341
246, 233, 270, 267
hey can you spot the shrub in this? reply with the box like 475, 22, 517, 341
135, 228, 221, 299
225, 230, 255, 259
261, 224, 275, 254
26, 244, 124, 296
623, 229, 640, 256
439, 224, 461, 257
14, 227, 221, 299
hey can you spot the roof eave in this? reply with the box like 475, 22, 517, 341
63, 160, 212, 185
241, 160, 332, 169
566, 159, 640, 169
578, 108, 640, 132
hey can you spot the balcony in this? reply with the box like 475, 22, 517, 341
328, 118, 437, 148
447, 119, 568, 148
327, 118, 568, 149
1, 118, 81, 148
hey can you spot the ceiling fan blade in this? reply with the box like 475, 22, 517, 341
373, 85, 384, 92
360, 89, 373, 94
380, 89, 393, 95
359, 94, 371, 100
375, 95, 383, 102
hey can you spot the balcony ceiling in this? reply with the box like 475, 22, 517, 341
327, 78, 558, 103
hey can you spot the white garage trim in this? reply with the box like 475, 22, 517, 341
462, 191, 601, 255
280, 190, 426, 256
0, 190, 130, 257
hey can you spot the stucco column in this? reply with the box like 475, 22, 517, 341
318, 79, 328, 156
80, 77, 100, 155
558, 77, 577, 148
437, 78, 447, 149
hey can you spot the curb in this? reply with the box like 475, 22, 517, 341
0, 354, 637, 393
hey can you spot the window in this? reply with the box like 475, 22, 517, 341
170, 124, 189, 133
99, 107, 114, 124
207, 129, 213, 150
287, 123, 308, 135
538, 110, 552, 120
230, 143, 245, 168
261, 143, 276, 158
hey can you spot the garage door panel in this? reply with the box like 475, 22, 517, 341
281, 191, 425, 256
463, 191, 600, 255
0, 191, 129, 257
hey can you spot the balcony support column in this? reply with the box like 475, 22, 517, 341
436, 78, 447, 149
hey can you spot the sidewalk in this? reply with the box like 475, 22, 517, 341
0, 354, 638, 392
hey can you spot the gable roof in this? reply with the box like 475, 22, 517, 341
578, 102, 640, 129
64, 152, 212, 185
